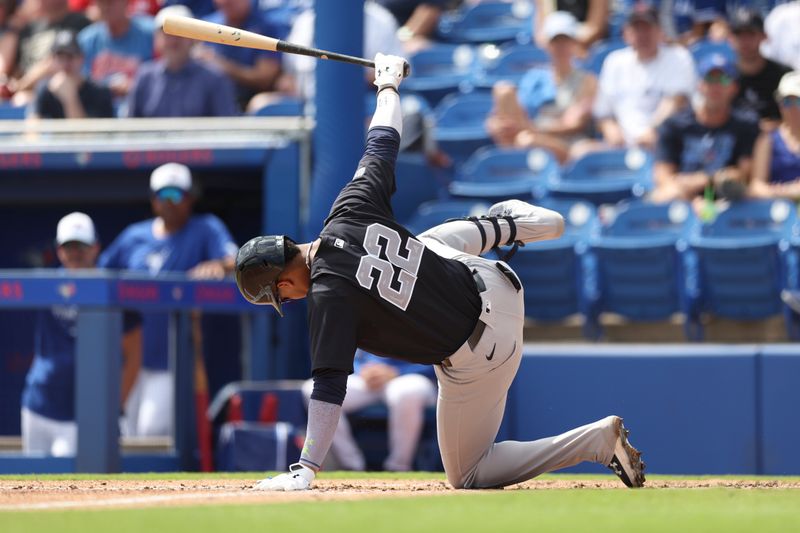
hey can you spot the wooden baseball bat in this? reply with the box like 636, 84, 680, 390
162, 16, 411, 77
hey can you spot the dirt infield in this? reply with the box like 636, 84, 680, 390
2, 478, 800, 511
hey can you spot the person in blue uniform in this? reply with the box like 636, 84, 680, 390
21, 212, 142, 456
99, 162, 238, 437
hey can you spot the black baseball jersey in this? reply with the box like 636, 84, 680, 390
307, 126, 481, 374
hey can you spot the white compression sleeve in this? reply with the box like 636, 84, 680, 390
299, 399, 342, 471
369, 88, 403, 137
418, 206, 565, 257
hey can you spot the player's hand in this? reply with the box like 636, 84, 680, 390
360, 363, 399, 391
252, 462, 316, 491
188, 259, 226, 280
373, 53, 407, 91
48, 71, 80, 101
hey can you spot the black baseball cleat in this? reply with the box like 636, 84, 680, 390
607, 416, 646, 488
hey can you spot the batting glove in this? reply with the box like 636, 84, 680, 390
252, 462, 316, 491
374, 52, 406, 91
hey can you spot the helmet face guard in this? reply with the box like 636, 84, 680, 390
235, 235, 286, 316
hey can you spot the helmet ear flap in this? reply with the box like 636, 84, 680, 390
235, 235, 287, 316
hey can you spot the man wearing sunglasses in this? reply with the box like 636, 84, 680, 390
235, 53, 646, 492
652, 53, 759, 206
99, 163, 238, 437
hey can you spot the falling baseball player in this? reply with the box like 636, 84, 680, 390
234, 53, 646, 491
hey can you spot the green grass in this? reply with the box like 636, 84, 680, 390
2, 474, 800, 533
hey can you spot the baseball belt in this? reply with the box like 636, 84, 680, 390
439, 270, 488, 368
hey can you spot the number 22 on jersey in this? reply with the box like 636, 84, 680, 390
355, 223, 424, 311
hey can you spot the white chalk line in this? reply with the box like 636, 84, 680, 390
0, 490, 257, 511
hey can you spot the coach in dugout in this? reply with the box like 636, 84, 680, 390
21, 212, 141, 456
126, 5, 239, 118
99, 163, 238, 437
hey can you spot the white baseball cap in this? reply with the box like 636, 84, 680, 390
777, 71, 800, 99
542, 11, 579, 41
155, 5, 194, 30
150, 162, 193, 192
56, 212, 96, 246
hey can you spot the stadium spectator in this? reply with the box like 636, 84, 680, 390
277, 2, 403, 102
78, 0, 154, 99
376, 0, 448, 53
762, 0, 800, 71
99, 163, 238, 437
126, 5, 239, 117
198, 0, 282, 110
749, 71, 800, 200
4, 0, 90, 103
579, 2, 695, 153
534, 0, 609, 50
678, 0, 730, 45
652, 54, 758, 206
69, 0, 161, 21
0, 0, 21, 83
21, 212, 141, 456
162, 0, 215, 20
301, 350, 437, 472
255, 0, 310, 40
28, 30, 113, 118
727, 7, 791, 128
485, 11, 596, 163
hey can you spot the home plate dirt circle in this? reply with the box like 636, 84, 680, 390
2, 478, 799, 511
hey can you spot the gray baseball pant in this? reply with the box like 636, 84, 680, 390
418, 206, 619, 489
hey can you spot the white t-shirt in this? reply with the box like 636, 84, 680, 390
283, 3, 404, 100
762, 1, 800, 71
593, 44, 696, 145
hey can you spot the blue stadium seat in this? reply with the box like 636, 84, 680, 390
546, 148, 653, 206
683, 199, 797, 340
689, 39, 737, 65
470, 43, 550, 88
448, 146, 556, 201
392, 152, 448, 225
437, 1, 534, 44
432, 91, 494, 167
403, 44, 476, 107
0, 103, 26, 120
581, 39, 626, 75
250, 97, 304, 116
509, 198, 597, 326
405, 199, 491, 235
778, 217, 800, 339
581, 201, 696, 339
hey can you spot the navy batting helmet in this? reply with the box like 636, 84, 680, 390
235, 235, 287, 316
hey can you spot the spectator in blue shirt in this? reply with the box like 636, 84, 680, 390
301, 350, 437, 472
126, 5, 239, 117
21, 212, 142, 456
99, 163, 238, 437
78, 0, 154, 99
255, 0, 310, 40
198, 0, 281, 110
653, 53, 758, 207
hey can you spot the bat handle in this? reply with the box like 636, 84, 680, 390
368, 60, 412, 79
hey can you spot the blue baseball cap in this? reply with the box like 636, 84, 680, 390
698, 53, 738, 80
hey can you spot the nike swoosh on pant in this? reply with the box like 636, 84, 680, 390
486, 344, 496, 361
